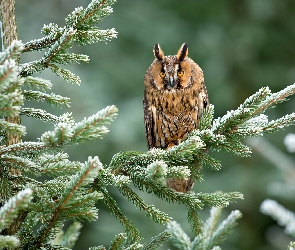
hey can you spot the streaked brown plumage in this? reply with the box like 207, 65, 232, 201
143, 43, 209, 193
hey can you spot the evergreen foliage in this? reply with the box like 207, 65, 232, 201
0, 0, 295, 249
260, 199, 295, 238
259, 134, 295, 249
167, 207, 242, 250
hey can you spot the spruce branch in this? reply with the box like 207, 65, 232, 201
260, 199, 295, 238
108, 233, 127, 250
167, 221, 191, 250
196, 192, 243, 208
71, 105, 118, 143
23, 90, 71, 107
1, 154, 40, 176
37, 152, 80, 176
142, 230, 171, 250
0, 105, 117, 157
89, 246, 106, 250
0, 235, 20, 249
20, 108, 67, 124
95, 167, 172, 229
66, 0, 116, 28
0, 0, 23, 146
108, 83, 295, 237
51, 53, 89, 65
109, 145, 242, 234
0, 188, 32, 231
23, 76, 52, 91
0, 40, 23, 64
33, 157, 102, 248
50, 63, 81, 85
263, 113, 295, 134
0, 90, 23, 116
0, 189, 32, 246
212, 83, 295, 138
99, 187, 142, 244
39, 105, 117, 147
167, 208, 242, 250
19, 0, 117, 82
0, 141, 51, 155
23, 36, 59, 53
200, 209, 242, 250
0, 41, 24, 122
116, 183, 172, 225
52, 222, 82, 248
91, 230, 170, 250
288, 241, 295, 250
0, 119, 26, 136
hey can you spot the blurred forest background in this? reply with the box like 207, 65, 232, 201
14, 0, 295, 249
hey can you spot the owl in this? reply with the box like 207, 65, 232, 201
143, 43, 209, 193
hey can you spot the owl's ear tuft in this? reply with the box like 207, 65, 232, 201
154, 43, 164, 61
177, 43, 188, 61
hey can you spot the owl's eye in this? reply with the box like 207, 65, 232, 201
178, 70, 184, 77
159, 71, 166, 78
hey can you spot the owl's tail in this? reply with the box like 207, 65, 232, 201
166, 178, 194, 193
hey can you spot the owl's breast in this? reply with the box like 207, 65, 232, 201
148, 89, 200, 148
149, 89, 199, 115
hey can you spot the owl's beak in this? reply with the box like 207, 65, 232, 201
168, 77, 176, 89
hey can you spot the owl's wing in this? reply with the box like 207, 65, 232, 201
143, 96, 155, 150
197, 86, 209, 118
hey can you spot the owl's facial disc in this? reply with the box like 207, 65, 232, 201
162, 62, 180, 90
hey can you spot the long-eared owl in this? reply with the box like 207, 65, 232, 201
143, 43, 209, 193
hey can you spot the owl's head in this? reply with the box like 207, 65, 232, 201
146, 43, 204, 91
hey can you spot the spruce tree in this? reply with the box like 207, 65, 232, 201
0, 0, 295, 249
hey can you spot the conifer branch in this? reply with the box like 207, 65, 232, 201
99, 187, 142, 244
23, 90, 71, 107
52, 222, 82, 248
0, 235, 20, 249
167, 207, 242, 250
0, 141, 51, 155
201, 209, 242, 249
21, 108, 65, 124
108, 233, 127, 250
0, 188, 32, 231
23, 76, 52, 91
142, 230, 171, 250
71, 105, 117, 143
19, 0, 117, 82
288, 241, 295, 250
1, 154, 40, 176
23, 36, 59, 52
33, 157, 102, 248
37, 153, 80, 176
39, 105, 117, 147
260, 199, 295, 238
0, 120, 26, 136
0, 1, 23, 149
89, 246, 106, 250
0, 41, 24, 148
109, 83, 295, 235
196, 192, 243, 207
167, 221, 191, 250
117, 183, 172, 224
